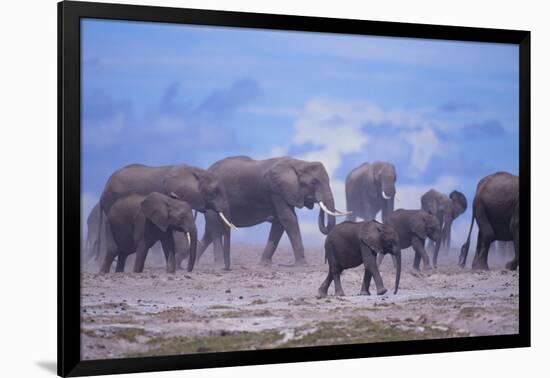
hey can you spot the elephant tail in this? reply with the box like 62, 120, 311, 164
458, 210, 475, 268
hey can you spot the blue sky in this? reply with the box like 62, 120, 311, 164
81, 18, 519, 247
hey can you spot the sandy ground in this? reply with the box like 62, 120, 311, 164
80, 242, 519, 360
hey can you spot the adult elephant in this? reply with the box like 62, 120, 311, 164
96, 163, 234, 271
421, 189, 467, 251
459, 172, 519, 270
195, 156, 347, 269
345, 162, 396, 223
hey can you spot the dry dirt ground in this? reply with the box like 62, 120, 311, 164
81, 243, 519, 360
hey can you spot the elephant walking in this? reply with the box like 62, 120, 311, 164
196, 156, 347, 269
379, 209, 442, 269
459, 172, 519, 270
318, 220, 401, 297
345, 162, 396, 223
95, 163, 234, 272
100, 192, 197, 273
421, 189, 467, 251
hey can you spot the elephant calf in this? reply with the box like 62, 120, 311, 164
379, 209, 442, 270
318, 220, 401, 297
100, 192, 198, 273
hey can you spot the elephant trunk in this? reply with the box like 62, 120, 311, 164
186, 225, 198, 272
392, 249, 401, 294
318, 192, 336, 235
442, 216, 452, 249
381, 180, 396, 200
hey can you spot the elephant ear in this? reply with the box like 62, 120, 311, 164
412, 213, 429, 240
141, 193, 170, 232
265, 160, 303, 208
360, 221, 383, 254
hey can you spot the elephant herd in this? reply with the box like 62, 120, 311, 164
85, 156, 520, 297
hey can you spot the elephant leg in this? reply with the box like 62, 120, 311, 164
272, 196, 306, 265
318, 271, 333, 297
115, 254, 127, 273
213, 236, 223, 263
222, 231, 231, 271
332, 267, 345, 297
161, 236, 176, 274
506, 232, 520, 271
133, 243, 150, 273
260, 221, 284, 266
411, 237, 432, 270
100, 251, 117, 273
196, 233, 212, 263
360, 244, 387, 295
360, 268, 372, 295
376, 252, 384, 267
412, 251, 420, 270
472, 234, 492, 270
174, 232, 190, 270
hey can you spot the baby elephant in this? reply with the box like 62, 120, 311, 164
379, 209, 442, 270
100, 192, 198, 273
318, 221, 401, 297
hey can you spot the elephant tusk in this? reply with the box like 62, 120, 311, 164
382, 191, 392, 200
219, 212, 238, 230
319, 201, 348, 217
335, 208, 353, 216
186, 232, 191, 245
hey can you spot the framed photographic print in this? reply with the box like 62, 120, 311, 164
58, 0, 530, 376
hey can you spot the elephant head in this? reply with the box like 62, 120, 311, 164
266, 158, 347, 235
141, 192, 198, 272
361, 221, 401, 294
367, 162, 397, 222
164, 166, 235, 230
441, 190, 468, 248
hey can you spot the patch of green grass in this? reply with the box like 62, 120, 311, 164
81, 328, 97, 338
111, 327, 146, 343
279, 317, 458, 348
207, 305, 233, 310
126, 330, 284, 357
458, 307, 481, 318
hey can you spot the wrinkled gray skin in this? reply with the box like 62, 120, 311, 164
421, 189, 467, 256
345, 162, 396, 223
318, 220, 401, 297
100, 192, 197, 273
192, 156, 339, 270
95, 163, 232, 269
378, 209, 442, 270
459, 172, 519, 270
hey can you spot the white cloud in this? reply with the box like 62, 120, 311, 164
401, 127, 443, 177
289, 98, 371, 176
270, 97, 448, 182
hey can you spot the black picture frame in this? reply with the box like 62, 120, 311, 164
58, 1, 531, 376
